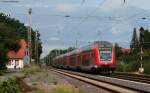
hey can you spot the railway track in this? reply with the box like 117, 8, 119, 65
112, 72, 150, 84
51, 68, 147, 93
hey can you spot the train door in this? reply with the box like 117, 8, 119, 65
66, 56, 70, 69
91, 50, 96, 65
63, 57, 66, 68
76, 54, 81, 69
81, 52, 90, 70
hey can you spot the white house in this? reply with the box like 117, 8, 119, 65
7, 39, 29, 69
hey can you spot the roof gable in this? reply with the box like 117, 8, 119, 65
7, 39, 27, 59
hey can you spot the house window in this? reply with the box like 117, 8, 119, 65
8, 60, 11, 65
15, 60, 19, 66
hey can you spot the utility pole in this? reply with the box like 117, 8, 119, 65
75, 40, 78, 48
76, 32, 80, 48
35, 31, 38, 64
28, 8, 32, 64
36, 32, 39, 64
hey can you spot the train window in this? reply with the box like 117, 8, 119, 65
100, 51, 112, 61
70, 56, 76, 66
82, 60, 90, 66
63, 57, 67, 65
91, 51, 95, 57
82, 54, 90, 66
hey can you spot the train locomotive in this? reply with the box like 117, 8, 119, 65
52, 41, 116, 73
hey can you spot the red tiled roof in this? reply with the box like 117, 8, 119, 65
7, 39, 27, 59
121, 48, 133, 54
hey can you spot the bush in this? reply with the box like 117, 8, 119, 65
0, 70, 4, 75
116, 61, 134, 72
143, 60, 150, 74
0, 77, 21, 93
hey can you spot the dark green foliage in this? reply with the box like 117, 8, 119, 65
0, 78, 21, 93
114, 43, 122, 60
32, 31, 42, 64
0, 45, 8, 71
116, 60, 140, 72
143, 29, 150, 49
130, 28, 139, 50
143, 60, 150, 74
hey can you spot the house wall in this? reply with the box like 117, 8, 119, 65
7, 59, 24, 69
23, 55, 30, 65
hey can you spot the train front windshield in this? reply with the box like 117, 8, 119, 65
99, 48, 112, 61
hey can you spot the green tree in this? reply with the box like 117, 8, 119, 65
130, 28, 139, 50
114, 43, 122, 60
143, 29, 150, 49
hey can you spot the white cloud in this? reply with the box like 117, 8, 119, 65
41, 44, 66, 58
11, 3, 49, 8
99, 0, 125, 12
129, 0, 150, 10
49, 37, 60, 41
110, 20, 132, 35
56, 3, 77, 13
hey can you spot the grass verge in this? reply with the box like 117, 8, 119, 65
22, 65, 41, 77
33, 84, 84, 93
50, 84, 84, 93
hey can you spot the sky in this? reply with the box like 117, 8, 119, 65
0, 0, 150, 58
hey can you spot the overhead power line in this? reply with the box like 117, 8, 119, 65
69, 0, 106, 32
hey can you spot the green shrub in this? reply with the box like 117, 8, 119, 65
0, 70, 4, 75
0, 77, 21, 93
116, 61, 134, 72
143, 60, 150, 74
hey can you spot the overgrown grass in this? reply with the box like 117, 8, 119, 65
50, 84, 84, 93
33, 84, 84, 93
22, 65, 41, 77
33, 89, 47, 93
0, 70, 4, 75
0, 77, 21, 93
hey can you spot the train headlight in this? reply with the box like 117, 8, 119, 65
94, 65, 98, 68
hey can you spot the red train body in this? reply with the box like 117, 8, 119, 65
52, 41, 116, 73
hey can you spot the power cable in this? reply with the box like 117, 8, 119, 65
68, 0, 106, 32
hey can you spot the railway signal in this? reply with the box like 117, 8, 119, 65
139, 27, 144, 46
139, 27, 144, 73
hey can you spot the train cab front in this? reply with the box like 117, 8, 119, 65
92, 47, 116, 74
100, 47, 115, 73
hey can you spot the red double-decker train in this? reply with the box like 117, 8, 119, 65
52, 41, 116, 73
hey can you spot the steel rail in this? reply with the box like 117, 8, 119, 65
112, 72, 150, 84
51, 69, 140, 93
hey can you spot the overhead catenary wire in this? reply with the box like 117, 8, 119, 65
68, 0, 106, 32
